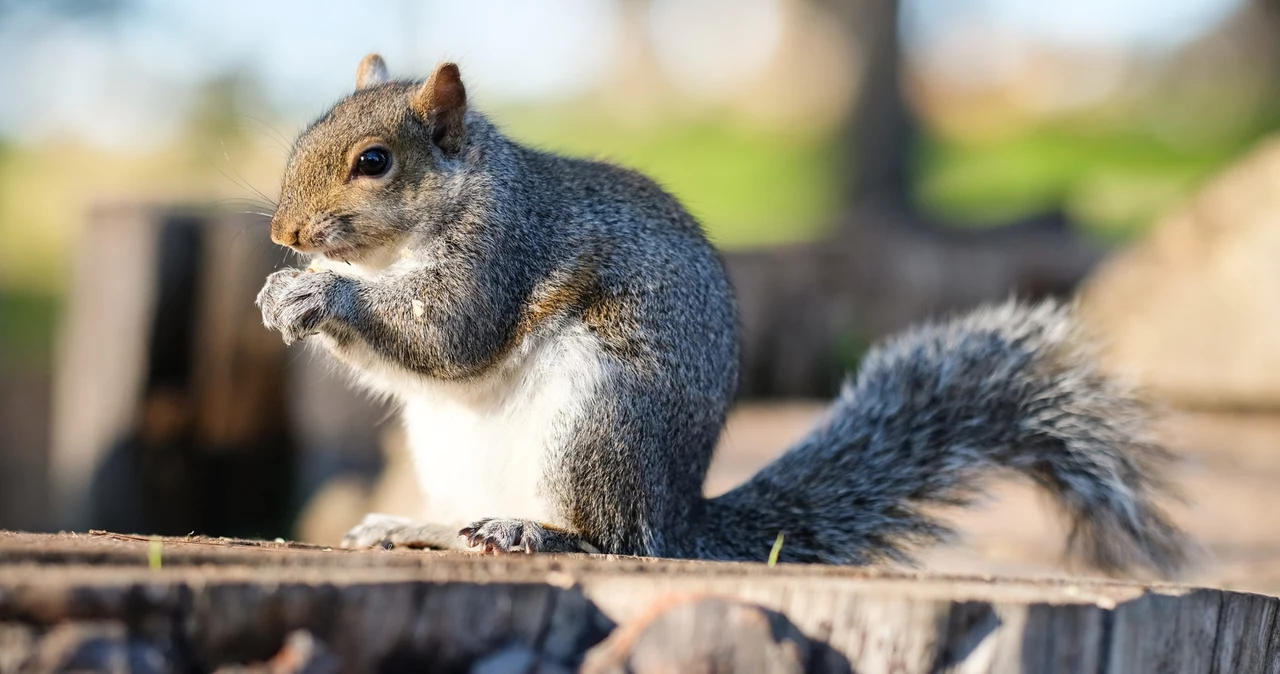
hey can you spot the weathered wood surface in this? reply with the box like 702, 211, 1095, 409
0, 531, 1275, 673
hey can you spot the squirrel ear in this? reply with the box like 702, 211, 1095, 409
411, 62, 467, 154
356, 54, 390, 90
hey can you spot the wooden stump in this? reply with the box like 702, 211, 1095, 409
49, 205, 386, 540
50, 205, 298, 538
0, 531, 1273, 673
725, 208, 1101, 397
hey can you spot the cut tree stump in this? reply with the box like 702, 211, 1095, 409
50, 205, 387, 540
0, 531, 1274, 673
50, 205, 298, 538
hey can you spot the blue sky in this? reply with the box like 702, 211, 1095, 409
0, 0, 1246, 148
904, 0, 1242, 51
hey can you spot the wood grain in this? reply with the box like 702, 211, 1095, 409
0, 531, 1274, 672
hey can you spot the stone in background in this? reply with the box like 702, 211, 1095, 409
1081, 137, 1280, 409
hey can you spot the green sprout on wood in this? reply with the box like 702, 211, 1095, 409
768, 532, 784, 567
148, 537, 163, 571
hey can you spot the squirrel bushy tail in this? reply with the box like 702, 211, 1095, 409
694, 301, 1189, 576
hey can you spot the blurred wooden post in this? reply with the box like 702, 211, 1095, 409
844, 0, 915, 213
51, 205, 303, 537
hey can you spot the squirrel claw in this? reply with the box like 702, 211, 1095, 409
460, 517, 545, 555
458, 518, 592, 555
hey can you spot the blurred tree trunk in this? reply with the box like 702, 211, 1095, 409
52, 205, 389, 537
843, 0, 915, 213
53, 207, 298, 538
727, 0, 1102, 398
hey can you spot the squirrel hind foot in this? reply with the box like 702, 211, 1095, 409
340, 512, 466, 551
459, 518, 596, 555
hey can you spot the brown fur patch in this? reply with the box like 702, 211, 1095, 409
583, 295, 651, 367
516, 258, 599, 338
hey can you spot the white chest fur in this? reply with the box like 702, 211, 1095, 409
310, 253, 608, 527
382, 325, 607, 526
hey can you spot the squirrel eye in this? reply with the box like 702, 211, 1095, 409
353, 147, 391, 178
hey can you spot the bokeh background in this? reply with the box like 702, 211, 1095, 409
3, 0, 1280, 588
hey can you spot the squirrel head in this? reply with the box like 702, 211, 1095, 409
269, 55, 472, 263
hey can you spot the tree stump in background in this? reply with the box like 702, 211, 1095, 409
726, 208, 1101, 397
50, 205, 383, 539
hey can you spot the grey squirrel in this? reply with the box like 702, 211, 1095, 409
256, 54, 1189, 574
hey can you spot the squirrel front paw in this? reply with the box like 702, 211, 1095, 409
256, 268, 344, 345
459, 518, 598, 555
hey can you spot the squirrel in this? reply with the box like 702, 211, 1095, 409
256, 54, 1190, 575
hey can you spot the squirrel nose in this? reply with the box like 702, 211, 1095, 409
269, 217, 298, 247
